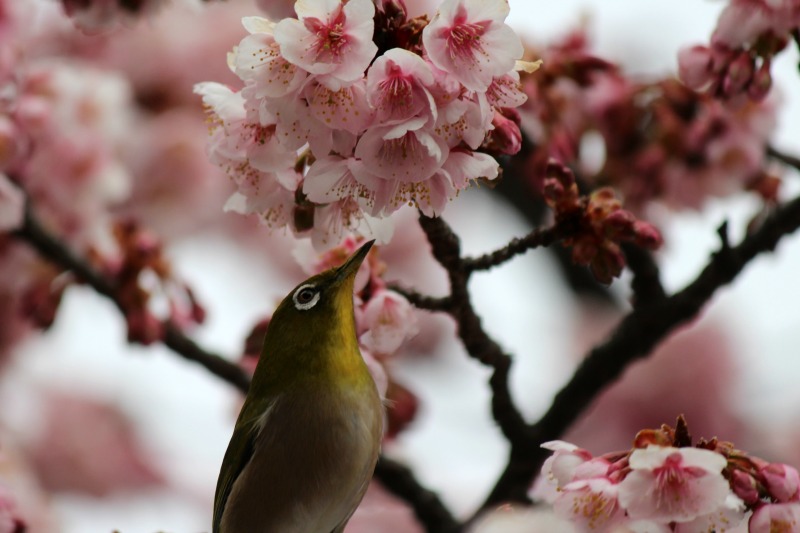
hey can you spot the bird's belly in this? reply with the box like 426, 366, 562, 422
221, 388, 382, 533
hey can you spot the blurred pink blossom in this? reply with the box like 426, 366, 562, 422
359, 289, 419, 356
749, 502, 800, 532
29, 393, 164, 496
760, 463, 800, 503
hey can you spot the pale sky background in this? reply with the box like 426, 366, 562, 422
3, 1, 800, 531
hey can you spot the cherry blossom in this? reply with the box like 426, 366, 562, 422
274, 0, 378, 91
194, 81, 299, 229
749, 502, 800, 532
233, 17, 308, 100
617, 446, 729, 524
553, 478, 626, 532
365, 48, 437, 125
359, 288, 419, 356
760, 463, 800, 503
422, 0, 523, 91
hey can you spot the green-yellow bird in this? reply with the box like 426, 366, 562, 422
213, 240, 383, 533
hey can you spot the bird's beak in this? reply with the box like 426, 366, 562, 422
334, 240, 374, 285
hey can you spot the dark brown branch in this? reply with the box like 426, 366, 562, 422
462, 225, 563, 274
375, 456, 461, 533
622, 243, 666, 308
478, 191, 800, 511
389, 285, 452, 312
767, 145, 800, 173
12, 200, 251, 393
418, 215, 531, 447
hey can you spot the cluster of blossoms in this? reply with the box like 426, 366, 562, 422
539, 417, 800, 532
196, 0, 539, 249
679, 0, 800, 102
517, 29, 779, 216
240, 237, 419, 437
543, 161, 662, 284
0, 4, 209, 357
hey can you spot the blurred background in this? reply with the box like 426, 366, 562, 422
1, 0, 800, 531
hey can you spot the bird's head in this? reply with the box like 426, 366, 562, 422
252, 240, 375, 384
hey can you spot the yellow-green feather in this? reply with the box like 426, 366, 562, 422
213, 246, 381, 533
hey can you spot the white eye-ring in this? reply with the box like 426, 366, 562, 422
292, 284, 320, 311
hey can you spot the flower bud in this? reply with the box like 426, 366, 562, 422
761, 463, 800, 503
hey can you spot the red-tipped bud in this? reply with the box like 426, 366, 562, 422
731, 469, 761, 505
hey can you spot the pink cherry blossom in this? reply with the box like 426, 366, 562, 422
416, 150, 498, 217
358, 289, 419, 356
0, 483, 24, 533
274, 0, 378, 91
761, 463, 800, 503
234, 16, 308, 99
303, 155, 377, 215
712, 0, 800, 49
354, 116, 449, 184
749, 502, 800, 533
195, 82, 299, 229
617, 446, 730, 524
540, 440, 595, 490
422, 0, 523, 91
553, 477, 626, 532
365, 48, 437, 125
672, 494, 748, 533
303, 78, 374, 135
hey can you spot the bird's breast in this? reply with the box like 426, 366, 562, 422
221, 379, 382, 533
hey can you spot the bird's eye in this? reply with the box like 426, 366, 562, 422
292, 284, 320, 311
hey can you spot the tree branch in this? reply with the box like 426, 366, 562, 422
622, 243, 667, 308
477, 191, 800, 512
12, 200, 252, 393
767, 145, 800, 173
462, 225, 564, 274
375, 457, 461, 533
418, 215, 531, 447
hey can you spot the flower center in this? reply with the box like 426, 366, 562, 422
443, 7, 490, 62
306, 8, 350, 63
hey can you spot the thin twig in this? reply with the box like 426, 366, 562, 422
767, 145, 800, 173
418, 215, 531, 447
462, 225, 564, 274
389, 285, 452, 312
477, 192, 800, 512
12, 201, 252, 393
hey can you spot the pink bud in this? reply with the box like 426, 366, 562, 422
761, 463, 800, 503
748, 61, 772, 101
485, 108, 522, 156
731, 469, 760, 505
722, 52, 755, 97
678, 45, 714, 90
632, 221, 663, 250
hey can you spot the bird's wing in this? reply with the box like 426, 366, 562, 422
212, 401, 268, 533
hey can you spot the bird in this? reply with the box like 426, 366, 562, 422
213, 240, 383, 533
